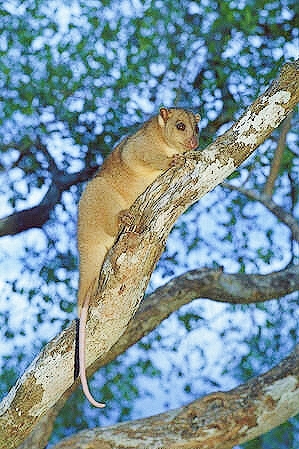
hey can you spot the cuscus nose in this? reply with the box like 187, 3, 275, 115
189, 135, 199, 149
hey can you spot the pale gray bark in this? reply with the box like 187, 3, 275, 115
52, 344, 299, 449
0, 61, 298, 449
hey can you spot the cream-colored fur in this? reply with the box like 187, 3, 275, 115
77, 107, 200, 407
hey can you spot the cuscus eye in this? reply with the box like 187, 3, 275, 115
195, 124, 199, 134
176, 122, 186, 131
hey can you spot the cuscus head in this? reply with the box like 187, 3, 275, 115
158, 107, 201, 152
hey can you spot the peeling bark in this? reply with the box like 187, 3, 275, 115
0, 61, 298, 449
86, 264, 299, 379
14, 264, 299, 449
51, 345, 299, 449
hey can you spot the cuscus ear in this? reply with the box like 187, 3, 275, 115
158, 107, 169, 127
195, 113, 201, 122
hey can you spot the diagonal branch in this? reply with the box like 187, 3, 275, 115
89, 264, 299, 374
222, 182, 299, 242
0, 166, 98, 237
263, 111, 293, 197
0, 61, 298, 449
19, 264, 299, 449
52, 344, 299, 449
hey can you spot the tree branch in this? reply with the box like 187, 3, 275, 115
264, 112, 293, 197
52, 344, 299, 449
88, 264, 299, 375
0, 166, 98, 237
19, 262, 299, 449
2, 265, 299, 449
222, 182, 299, 242
0, 60, 298, 449
19, 264, 299, 449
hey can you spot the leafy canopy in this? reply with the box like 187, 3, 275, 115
0, 0, 298, 446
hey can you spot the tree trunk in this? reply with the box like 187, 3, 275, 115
0, 60, 298, 449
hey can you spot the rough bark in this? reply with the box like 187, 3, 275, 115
0, 61, 298, 449
19, 264, 299, 449
50, 344, 299, 449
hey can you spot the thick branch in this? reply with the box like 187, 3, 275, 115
19, 263, 299, 449
53, 344, 299, 449
95, 264, 299, 371
3, 262, 299, 449
19, 264, 299, 449
0, 182, 61, 237
0, 166, 98, 237
0, 61, 298, 449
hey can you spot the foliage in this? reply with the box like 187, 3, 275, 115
0, 0, 298, 447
